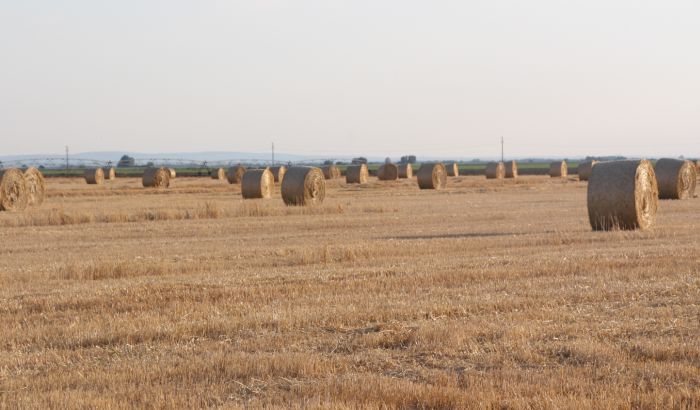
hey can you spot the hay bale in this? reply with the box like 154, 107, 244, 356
655, 158, 697, 200
505, 161, 518, 178
346, 164, 369, 184
446, 163, 459, 177
142, 167, 171, 188
578, 160, 598, 181
168, 168, 177, 179
587, 160, 658, 230
0, 168, 29, 212
84, 168, 105, 185
417, 163, 447, 190
398, 164, 413, 178
227, 166, 246, 184
485, 162, 505, 179
321, 165, 341, 179
102, 167, 116, 181
378, 163, 399, 181
270, 166, 287, 183
24, 167, 46, 207
242, 168, 274, 199
549, 161, 568, 178
281, 166, 326, 206
211, 168, 226, 180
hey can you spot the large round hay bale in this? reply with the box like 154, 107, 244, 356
281, 166, 325, 206
549, 161, 568, 178
505, 161, 518, 178
446, 163, 459, 177
321, 165, 341, 180
102, 167, 116, 181
577, 160, 598, 181
211, 168, 226, 180
346, 164, 369, 184
378, 163, 399, 181
417, 163, 447, 190
587, 160, 658, 231
84, 168, 105, 185
227, 166, 246, 184
24, 167, 46, 207
242, 168, 274, 199
654, 158, 696, 200
485, 162, 505, 179
168, 168, 177, 179
270, 166, 287, 183
398, 164, 413, 178
142, 167, 171, 188
0, 168, 29, 212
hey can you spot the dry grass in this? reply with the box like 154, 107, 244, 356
1, 176, 699, 408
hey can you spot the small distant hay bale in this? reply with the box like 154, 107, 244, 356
578, 160, 598, 181
398, 164, 413, 178
587, 160, 658, 231
378, 163, 399, 181
102, 167, 116, 181
321, 165, 341, 180
505, 161, 518, 178
211, 168, 226, 180
270, 166, 287, 183
142, 167, 171, 188
227, 166, 246, 184
346, 164, 369, 184
281, 166, 326, 206
242, 168, 274, 199
84, 168, 105, 185
654, 158, 697, 200
24, 167, 46, 207
0, 168, 29, 212
446, 163, 459, 177
168, 168, 177, 178
417, 163, 447, 190
485, 162, 505, 179
549, 161, 568, 178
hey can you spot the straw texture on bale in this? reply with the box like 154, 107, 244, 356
102, 167, 116, 181
321, 165, 341, 180
242, 168, 274, 199
211, 168, 226, 180
485, 162, 505, 179
377, 163, 399, 181
346, 164, 369, 184
281, 166, 326, 206
587, 160, 658, 231
0, 168, 29, 212
654, 158, 696, 200
168, 168, 177, 178
417, 163, 447, 190
142, 167, 171, 188
578, 160, 598, 181
446, 163, 459, 177
270, 166, 287, 183
24, 167, 46, 207
398, 164, 413, 179
227, 166, 246, 184
549, 161, 568, 178
84, 168, 105, 185
505, 161, 518, 178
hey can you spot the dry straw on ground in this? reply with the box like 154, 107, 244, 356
346, 164, 369, 184
504, 161, 518, 178
549, 161, 567, 178
485, 162, 505, 179
398, 164, 413, 179
578, 160, 598, 181
102, 167, 116, 181
654, 158, 696, 200
587, 159, 658, 231
378, 164, 399, 181
84, 168, 105, 185
142, 167, 171, 188
446, 163, 459, 176
169, 168, 177, 179
227, 166, 246, 184
417, 163, 447, 189
23, 167, 46, 207
0, 168, 29, 212
322, 165, 341, 180
281, 166, 326, 206
270, 166, 287, 183
211, 168, 226, 180
242, 168, 274, 199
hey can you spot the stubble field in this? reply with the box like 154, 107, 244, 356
1, 175, 699, 409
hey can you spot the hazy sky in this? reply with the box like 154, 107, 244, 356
1, 1, 698, 159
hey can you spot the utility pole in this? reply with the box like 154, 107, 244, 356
501, 137, 504, 163
271, 142, 275, 166
65, 146, 69, 177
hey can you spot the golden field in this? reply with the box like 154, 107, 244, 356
1, 175, 699, 409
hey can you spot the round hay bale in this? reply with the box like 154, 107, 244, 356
549, 161, 568, 178
587, 160, 658, 231
227, 166, 246, 184
505, 161, 518, 178
168, 168, 177, 179
578, 160, 598, 181
281, 166, 326, 206
398, 164, 413, 179
24, 167, 46, 207
102, 167, 116, 181
270, 166, 287, 183
378, 163, 399, 181
446, 163, 459, 177
211, 168, 226, 180
485, 162, 505, 179
346, 164, 369, 184
417, 163, 447, 190
654, 158, 696, 200
0, 168, 29, 212
142, 167, 171, 188
84, 168, 105, 185
242, 168, 274, 199
321, 165, 341, 180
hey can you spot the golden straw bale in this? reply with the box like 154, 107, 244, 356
281, 167, 326, 206
142, 167, 171, 188
227, 166, 246, 184
416, 163, 447, 189
398, 164, 413, 178
578, 160, 598, 181
242, 168, 274, 199
377, 163, 399, 181
346, 164, 369, 184
549, 161, 568, 178
485, 162, 505, 179
0, 168, 29, 212
24, 167, 46, 207
504, 161, 518, 178
84, 168, 105, 185
654, 158, 696, 200
446, 163, 459, 176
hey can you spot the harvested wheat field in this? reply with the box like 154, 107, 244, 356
1, 175, 699, 408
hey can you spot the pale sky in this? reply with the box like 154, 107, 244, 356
1, 1, 698, 158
